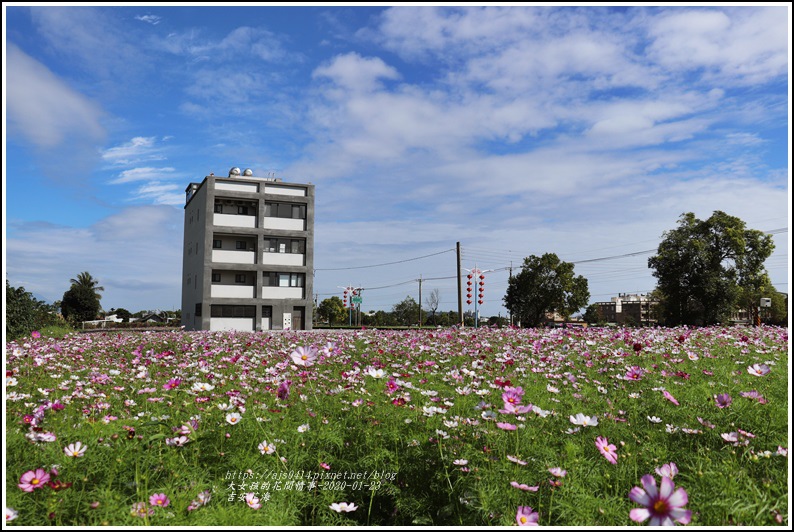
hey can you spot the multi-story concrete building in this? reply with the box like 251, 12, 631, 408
595, 293, 658, 326
181, 167, 314, 331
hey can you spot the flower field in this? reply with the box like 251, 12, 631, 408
4, 325, 789, 526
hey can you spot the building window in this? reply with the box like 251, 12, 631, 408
262, 306, 272, 318
213, 239, 222, 249
211, 305, 255, 318
235, 274, 247, 284
236, 241, 247, 250
211, 273, 221, 283
214, 203, 223, 213
263, 272, 304, 287
238, 205, 249, 215
264, 202, 306, 219
264, 238, 305, 253
195, 303, 202, 317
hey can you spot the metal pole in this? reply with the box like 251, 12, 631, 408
457, 242, 463, 327
418, 275, 423, 328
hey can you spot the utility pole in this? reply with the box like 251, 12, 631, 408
508, 261, 513, 327
456, 242, 463, 327
418, 275, 423, 328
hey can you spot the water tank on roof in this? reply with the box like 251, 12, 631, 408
243, 168, 253, 176
229, 167, 241, 177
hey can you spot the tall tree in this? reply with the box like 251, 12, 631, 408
648, 212, 774, 326
504, 253, 590, 328
61, 275, 102, 326
425, 289, 441, 325
70, 272, 104, 301
392, 296, 420, 326
6, 281, 59, 340
317, 296, 347, 326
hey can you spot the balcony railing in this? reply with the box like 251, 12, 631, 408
261, 253, 305, 266
214, 213, 257, 228
262, 217, 305, 231
262, 286, 304, 299
212, 250, 256, 264
211, 285, 255, 298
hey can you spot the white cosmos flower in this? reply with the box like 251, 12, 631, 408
258, 440, 276, 455
647, 416, 663, 424
297, 423, 310, 433
191, 382, 214, 393
366, 368, 386, 379
64, 441, 87, 457
569, 413, 598, 427
225, 413, 242, 425
329, 502, 358, 513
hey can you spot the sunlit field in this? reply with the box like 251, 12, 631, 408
5, 325, 789, 526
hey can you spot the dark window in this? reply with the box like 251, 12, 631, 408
265, 202, 306, 219
235, 274, 247, 284
214, 203, 223, 213
211, 273, 221, 283
213, 239, 222, 249
262, 306, 272, 318
237, 206, 248, 215
236, 241, 247, 250
195, 303, 202, 317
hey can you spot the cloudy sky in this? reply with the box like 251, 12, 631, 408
3, 4, 790, 318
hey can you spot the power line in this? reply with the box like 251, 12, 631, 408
315, 248, 455, 271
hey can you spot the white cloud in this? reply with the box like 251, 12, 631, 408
6, 206, 183, 311
6, 44, 106, 149
647, 7, 789, 84
313, 53, 400, 92
109, 167, 178, 185
130, 182, 184, 205
102, 137, 166, 166
136, 14, 161, 25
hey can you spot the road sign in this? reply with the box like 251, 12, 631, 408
351, 296, 362, 305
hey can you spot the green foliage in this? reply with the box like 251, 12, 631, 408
648, 211, 775, 326
582, 304, 602, 325
503, 253, 590, 327
391, 296, 420, 326
61, 284, 101, 325
5, 281, 60, 340
317, 297, 347, 326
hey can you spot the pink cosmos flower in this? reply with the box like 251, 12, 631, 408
245, 493, 261, 510
149, 493, 170, 508
290, 346, 318, 367
625, 366, 644, 381
18, 468, 50, 492
510, 481, 539, 491
496, 422, 517, 431
498, 402, 533, 415
747, 363, 770, 376
548, 467, 567, 478
31, 331, 41, 338
629, 474, 691, 526
502, 387, 524, 405
595, 436, 618, 465
506, 455, 527, 465
655, 462, 678, 479
6, 508, 19, 522
662, 390, 679, 406
163, 378, 181, 390
516, 506, 539, 526
130, 502, 154, 518
714, 393, 732, 409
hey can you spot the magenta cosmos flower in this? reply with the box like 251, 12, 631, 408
18, 468, 51, 492
149, 493, 170, 508
290, 346, 318, 367
595, 436, 618, 465
662, 390, 680, 406
516, 506, 539, 526
629, 474, 691, 526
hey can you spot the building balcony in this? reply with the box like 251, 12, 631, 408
262, 217, 305, 231
212, 250, 256, 264
211, 285, 255, 298
262, 286, 304, 299
209, 318, 255, 331
264, 184, 306, 197
261, 252, 305, 266
214, 213, 257, 228
215, 181, 259, 193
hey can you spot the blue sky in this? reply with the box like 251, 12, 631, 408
3, 4, 791, 317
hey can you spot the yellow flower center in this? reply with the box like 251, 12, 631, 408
32, 479, 39, 485
520, 516, 527, 524
653, 500, 669, 514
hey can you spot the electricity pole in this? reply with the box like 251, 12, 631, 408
456, 242, 463, 327
418, 274, 423, 327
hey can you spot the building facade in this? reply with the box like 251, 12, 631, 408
595, 293, 658, 326
181, 168, 314, 331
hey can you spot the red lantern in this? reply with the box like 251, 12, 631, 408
479, 275, 485, 280
466, 299, 472, 305
467, 274, 473, 279
478, 299, 484, 304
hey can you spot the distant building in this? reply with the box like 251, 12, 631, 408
595, 293, 658, 326
181, 167, 314, 332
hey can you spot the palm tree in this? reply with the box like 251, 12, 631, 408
70, 272, 104, 301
